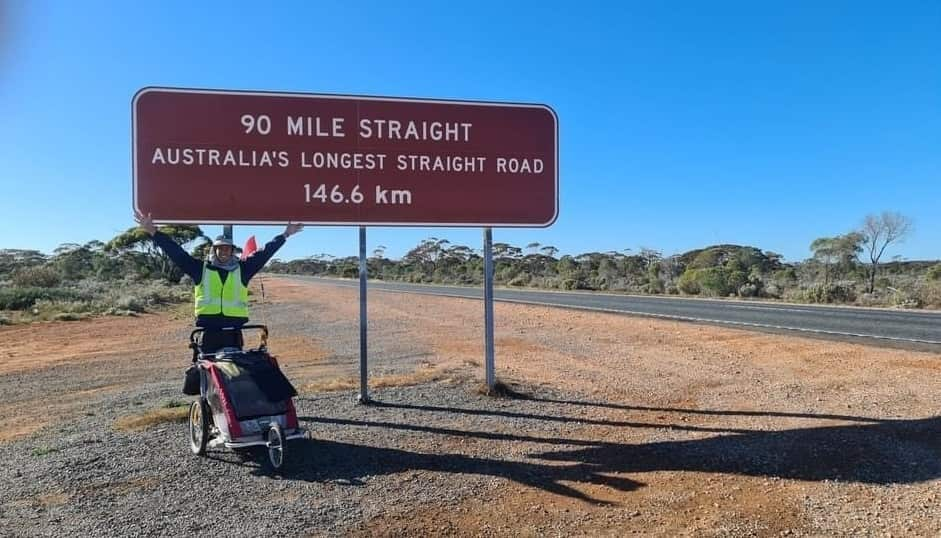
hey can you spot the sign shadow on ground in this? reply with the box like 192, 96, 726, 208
224, 398, 941, 504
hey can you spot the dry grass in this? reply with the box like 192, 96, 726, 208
302, 365, 464, 394
475, 379, 532, 399
37, 492, 72, 507
372, 365, 461, 388
113, 404, 189, 431
302, 377, 361, 393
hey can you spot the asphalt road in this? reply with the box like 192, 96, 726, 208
286, 276, 941, 348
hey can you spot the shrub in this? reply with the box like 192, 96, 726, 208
645, 278, 665, 294
0, 287, 85, 310
697, 268, 731, 296
726, 269, 748, 291
801, 283, 856, 304
911, 282, 941, 309
772, 267, 798, 287
53, 312, 87, 322
763, 283, 782, 298
113, 296, 146, 313
927, 264, 941, 281
677, 272, 700, 294
98, 279, 189, 309
507, 274, 531, 287
105, 308, 139, 317
738, 283, 759, 297
11, 266, 61, 288
679, 268, 733, 297
33, 299, 94, 315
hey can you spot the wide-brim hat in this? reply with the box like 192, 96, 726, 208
212, 235, 235, 248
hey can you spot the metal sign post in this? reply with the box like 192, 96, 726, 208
358, 226, 370, 403
483, 228, 495, 391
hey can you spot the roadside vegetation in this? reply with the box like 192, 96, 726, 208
269, 211, 941, 309
0, 225, 206, 325
2, 212, 938, 326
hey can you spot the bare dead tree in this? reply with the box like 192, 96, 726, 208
860, 212, 912, 293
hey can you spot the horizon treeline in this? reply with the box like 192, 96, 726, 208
1, 212, 940, 324
267, 239, 941, 308
267, 213, 938, 308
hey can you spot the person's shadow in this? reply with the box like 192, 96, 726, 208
269, 397, 941, 504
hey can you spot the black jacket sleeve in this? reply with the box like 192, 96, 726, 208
240, 234, 286, 284
152, 231, 204, 283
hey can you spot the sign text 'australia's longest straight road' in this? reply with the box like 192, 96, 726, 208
133, 87, 558, 227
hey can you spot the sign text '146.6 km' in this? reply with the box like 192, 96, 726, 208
303, 184, 412, 205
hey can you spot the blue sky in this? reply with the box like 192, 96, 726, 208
1, 1, 938, 262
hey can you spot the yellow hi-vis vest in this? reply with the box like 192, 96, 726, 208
194, 264, 249, 318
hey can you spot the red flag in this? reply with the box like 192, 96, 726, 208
241, 235, 257, 260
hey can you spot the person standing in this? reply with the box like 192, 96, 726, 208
134, 210, 303, 351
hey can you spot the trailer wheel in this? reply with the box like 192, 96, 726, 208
266, 422, 284, 470
189, 399, 209, 456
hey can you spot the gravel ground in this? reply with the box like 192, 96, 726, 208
1, 276, 941, 537
0, 378, 581, 537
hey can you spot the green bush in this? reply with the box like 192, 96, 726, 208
0, 287, 86, 310
698, 267, 734, 296
679, 268, 733, 297
11, 266, 61, 288
801, 283, 856, 304
763, 283, 782, 298
927, 264, 941, 281
677, 271, 700, 295
646, 278, 665, 294
100, 281, 190, 313
738, 283, 759, 297
33, 299, 94, 315
911, 282, 941, 308
726, 269, 747, 291
53, 312, 87, 322
507, 274, 531, 287
113, 296, 146, 313
105, 308, 139, 317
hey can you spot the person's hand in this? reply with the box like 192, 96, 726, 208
134, 210, 157, 236
283, 222, 304, 238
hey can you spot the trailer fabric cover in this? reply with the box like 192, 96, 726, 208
212, 354, 291, 420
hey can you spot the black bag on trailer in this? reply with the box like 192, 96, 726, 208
182, 365, 200, 395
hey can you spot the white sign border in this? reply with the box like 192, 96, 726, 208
132, 86, 559, 228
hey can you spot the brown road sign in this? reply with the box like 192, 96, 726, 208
133, 87, 558, 227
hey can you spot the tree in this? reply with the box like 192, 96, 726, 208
860, 212, 913, 293
539, 245, 559, 259
810, 233, 863, 286
0, 249, 47, 278
106, 225, 206, 283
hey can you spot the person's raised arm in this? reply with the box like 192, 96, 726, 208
134, 210, 203, 282
283, 222, 304, 238
241, 222, 304, 281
